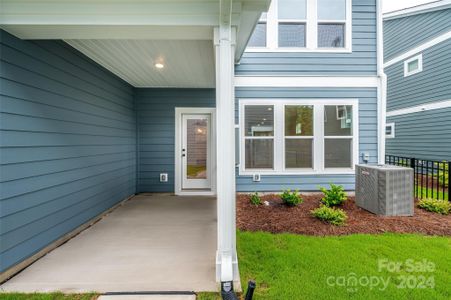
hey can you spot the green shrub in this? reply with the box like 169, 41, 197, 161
311, 205, 347, 226
249, 192, 262, 206
418, 198, 451, 215
436, 162, 449, 188
281, 189, 303, 207
320, 184, 347, 207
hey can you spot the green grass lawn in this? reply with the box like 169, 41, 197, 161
236, 231, 451, 300
0, 293, 97, 300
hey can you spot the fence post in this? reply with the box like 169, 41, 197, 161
448, 162, 450, 202
410, 158, 416, 199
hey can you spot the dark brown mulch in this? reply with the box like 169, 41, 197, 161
237, 194, 451, 236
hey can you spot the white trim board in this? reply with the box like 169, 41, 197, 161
384, 30, 451, 68
387, 99, 451, 117
234, 76, 380, 87
384, 0, 451, 20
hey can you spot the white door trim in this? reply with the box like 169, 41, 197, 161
175, 107, 216, 196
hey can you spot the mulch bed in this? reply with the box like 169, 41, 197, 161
236, 194, 451, 236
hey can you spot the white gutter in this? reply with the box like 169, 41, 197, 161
377, 0, 387, 165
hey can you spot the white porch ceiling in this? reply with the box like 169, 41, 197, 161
66, 39, 215, 88
0, 0, 271, 88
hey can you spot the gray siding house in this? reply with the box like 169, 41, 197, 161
384, 1, 451, 161
0, 0, 386, 290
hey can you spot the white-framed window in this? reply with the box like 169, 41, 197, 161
385, 122, 395, 139
247, 0, 352, 52
239, 99, 359, 175
404, 54, 423, 77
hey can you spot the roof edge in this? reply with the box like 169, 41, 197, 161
384, 0, 451, 21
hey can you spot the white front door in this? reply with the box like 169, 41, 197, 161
181, 113, 212, 190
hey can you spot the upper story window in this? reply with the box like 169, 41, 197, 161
404, 54, 423, 77
247, 0, 352, 52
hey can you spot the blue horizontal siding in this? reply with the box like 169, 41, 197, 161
0, 30, 136, 272
236, 0, 377, 76
385, 38, 451, 111
384, 8, 451, 61
235, 87, 378, 192
386, 108, 451, 161
135, 88, 215, 193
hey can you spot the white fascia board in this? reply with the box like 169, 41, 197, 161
1, 25, 214, 40
384, 30, 451, 68
234, 76, 380, 87
384, 0, 451, 20
387, 99, 451, 117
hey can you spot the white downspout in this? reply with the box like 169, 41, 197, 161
377, 0, 387, 165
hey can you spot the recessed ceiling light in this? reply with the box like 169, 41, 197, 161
155, 63, 164, 69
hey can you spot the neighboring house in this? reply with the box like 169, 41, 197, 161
384, 1, 451, 161
0, 0, 385, 286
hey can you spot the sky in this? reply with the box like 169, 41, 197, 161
382, 0, 439, 13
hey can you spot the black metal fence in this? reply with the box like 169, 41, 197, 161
385, 155, 450, 201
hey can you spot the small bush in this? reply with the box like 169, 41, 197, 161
280, 189, 303, 207
320, 184, 347, 207
436, 162, 449, 188
249, 192, 262, 206
418, 198, 451, 215
311, 205, 347, 226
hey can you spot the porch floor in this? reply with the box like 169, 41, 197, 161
0, 194, 217, 293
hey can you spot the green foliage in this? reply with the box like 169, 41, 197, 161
0, 293, 97, 300
418, 198, 451, 215
311, 205, 347, 226
320, 184, 347, 207
280, 189, 303, 206
249, 192, 262, 206
436, 161, 449, 188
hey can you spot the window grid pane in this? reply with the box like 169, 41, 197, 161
245, 105, 274, 136
324, 105, 353, 136
324, 138, 352, 168
245, 139, 274, 169
318, 0, 346, 20
318, 24, 345, 48
408, 60, 419, 72
278, 0, 307, 20
285, 105, 314, 136
285, 138, 313, 169
278, 23, 306, 47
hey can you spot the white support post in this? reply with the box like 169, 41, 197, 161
214, 0, 238, 284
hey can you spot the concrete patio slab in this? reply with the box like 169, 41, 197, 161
0, 194, 217, 293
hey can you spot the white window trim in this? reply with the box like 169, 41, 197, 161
239, 99, 359, 175
404, 54, 423, 77
385, 122, 395, 139
246, 0, 352, 53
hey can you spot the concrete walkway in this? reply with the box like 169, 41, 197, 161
0, 194, 217, 293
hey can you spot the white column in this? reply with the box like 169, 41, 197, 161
214, 21, 237, 282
